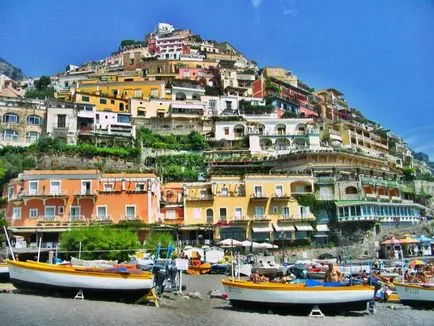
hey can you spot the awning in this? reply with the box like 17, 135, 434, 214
316, 224, 329, 232
295, 223, 314, 231
273, 222, 295, 232
252, 223, 272, 233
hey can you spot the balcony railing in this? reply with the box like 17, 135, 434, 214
251, 215, 270, 221
272, 193, 291, 199
38, 215, 62, 223
92, 215, 112, 223
74, 190, 97, 196
186, 195, 214, 201
122, 215, 143, 221
11, 190, 69, 199
250, 193, 269, 199
278, 214, 292, 220
69, 215, 87, 223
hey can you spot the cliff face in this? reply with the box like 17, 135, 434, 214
0, 57, 25, 81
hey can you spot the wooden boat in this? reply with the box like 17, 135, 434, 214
222, 278, 375, 313
7, 260, 154, 298
394, 282, 434, 307
306, 271, 326, 279
186, 262, 212, 275
0, 262, 9, 281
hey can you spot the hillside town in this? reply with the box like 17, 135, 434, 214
1, 22, 433, 254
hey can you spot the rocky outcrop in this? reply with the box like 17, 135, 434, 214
0, 57, 25, 81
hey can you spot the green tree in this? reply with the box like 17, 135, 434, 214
34, 76, 51, 91
59, 227, 140, 261
143, 232, 175, 255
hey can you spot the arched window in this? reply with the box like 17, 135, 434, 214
345, 186, 358, 194
275, 124, 286, 135
27, 115, 43, 125
233, 124, 245, 138
3, 113, 19, 124
2, 129, 18, 141
26, 131, 40, 142
175, 92, 186, 101
206, 209, 214, 224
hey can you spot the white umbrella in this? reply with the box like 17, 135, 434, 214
241, 240, 252, 247
242, 240, 263, 249
259, 242, 279, 249
217, 239, 242, 247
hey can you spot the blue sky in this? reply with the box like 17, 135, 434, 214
1, 0, 433, 159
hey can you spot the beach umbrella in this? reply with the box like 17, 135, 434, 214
217, 239, 242, 247
241, 240, 263, 249
408, 259, 425, 269
241, 240, 252, 247
259, 242, 279, 249
400, 236, 418, 244
415, 235, 431, 243
381, 238, 402, 245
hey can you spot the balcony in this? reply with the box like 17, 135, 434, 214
315, 177, 335, 185
91, 215, 113, 224
250, 215, 271, 221
164, 217, 184, 225
378, 194, 390, 202
11, 190, 69, 205
74, 190, 97, 197
186, 195, 214, 201
37, 215, 63, 224
278, 214, 292, 221
365, 193, 378, 200
250, 193, 269, 200
272, 193, 291, 200
68, 215, 88, 224
121, 215, 143, 222
390, 196, 402, 202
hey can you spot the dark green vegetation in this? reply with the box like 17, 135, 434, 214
143, 232, 175, 256
120, 40, 146, 48
24, 75, 55, 99
137, 128, 206, 151
59, 227, 140, 261
154, 154, 206, 182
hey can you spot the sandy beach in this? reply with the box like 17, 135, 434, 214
0, 274, 433, 326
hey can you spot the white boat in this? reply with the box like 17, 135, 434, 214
0, 262, 9, 281
222, 279, 375, 313
394, 282, 434, 307
340, 264, 371, 275
7, 260, 154, 299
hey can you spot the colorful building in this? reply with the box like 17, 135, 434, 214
5, 170, 161, 244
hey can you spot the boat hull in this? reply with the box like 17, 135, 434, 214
7, 260, 153, 299
0, 263, 9, 281
394, 282, 434, 307
222, 279, 375, 313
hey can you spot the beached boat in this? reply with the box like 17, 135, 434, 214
7, 259, 154, 298
0, 262, 9, 281
394, 282, 434, 307
222, 279, 375, 313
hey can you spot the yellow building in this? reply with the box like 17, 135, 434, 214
76, 79, 166, 111
74, 92, 129, 112
183, 174, 316, 243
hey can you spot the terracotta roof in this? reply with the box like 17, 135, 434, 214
101, 173, 157, 178
23, 170, 100, 175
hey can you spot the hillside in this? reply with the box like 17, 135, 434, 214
0, 57, 25, 81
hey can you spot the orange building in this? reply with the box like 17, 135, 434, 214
160, 183, 184, 226
5, 170, 161, 245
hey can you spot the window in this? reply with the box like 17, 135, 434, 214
225, 101, 232, 110
255, 206, 264, 218
12, 207, 22, 220
117, 115, 130, 123
70, 206, 81, 220
58, 206, 64, 215
282, 207, 290, 217
111, 100, 115, 104
44, 206, 56, 220
166, 210, 176, 219
254, 186, 263, 197
3, 113, 18, 123
2, 129, 18, 141
134, 89, 142, 98
300, 206, 310, 218
81, 96, 90, 102
275, 185, 283, 196
50, 181, 60, 195
125, 205, 136, 220
119, 103, 124, 111
206, 209, 213, 224
103, 183, 113, 191
175, 92, 186, 101
136, 183, 145, 191
272, 206, 279, 214
209, 100, 216, 109
138, 109, 146, 116
219, 208, 227, 221
234, 208, 242, 220
224, 127, 229, 136
27, 131, 40, 142
8, 186, 14, 199
57, 114, 66, 128
220, 187, 228, 197
157, 67, 163, 73
92, 204, 104, 218
100, 98, 107, 104
27, 115, 43, 125
29, 181, 38, 195
193, 208, 202, 219
81, 181, 91, 195
29, 208, 38, 219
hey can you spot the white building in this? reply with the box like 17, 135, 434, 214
201, 95, 265, 116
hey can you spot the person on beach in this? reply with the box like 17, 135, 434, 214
324, 263, 342, 282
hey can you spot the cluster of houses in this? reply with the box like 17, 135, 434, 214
1, 23, 433, 248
